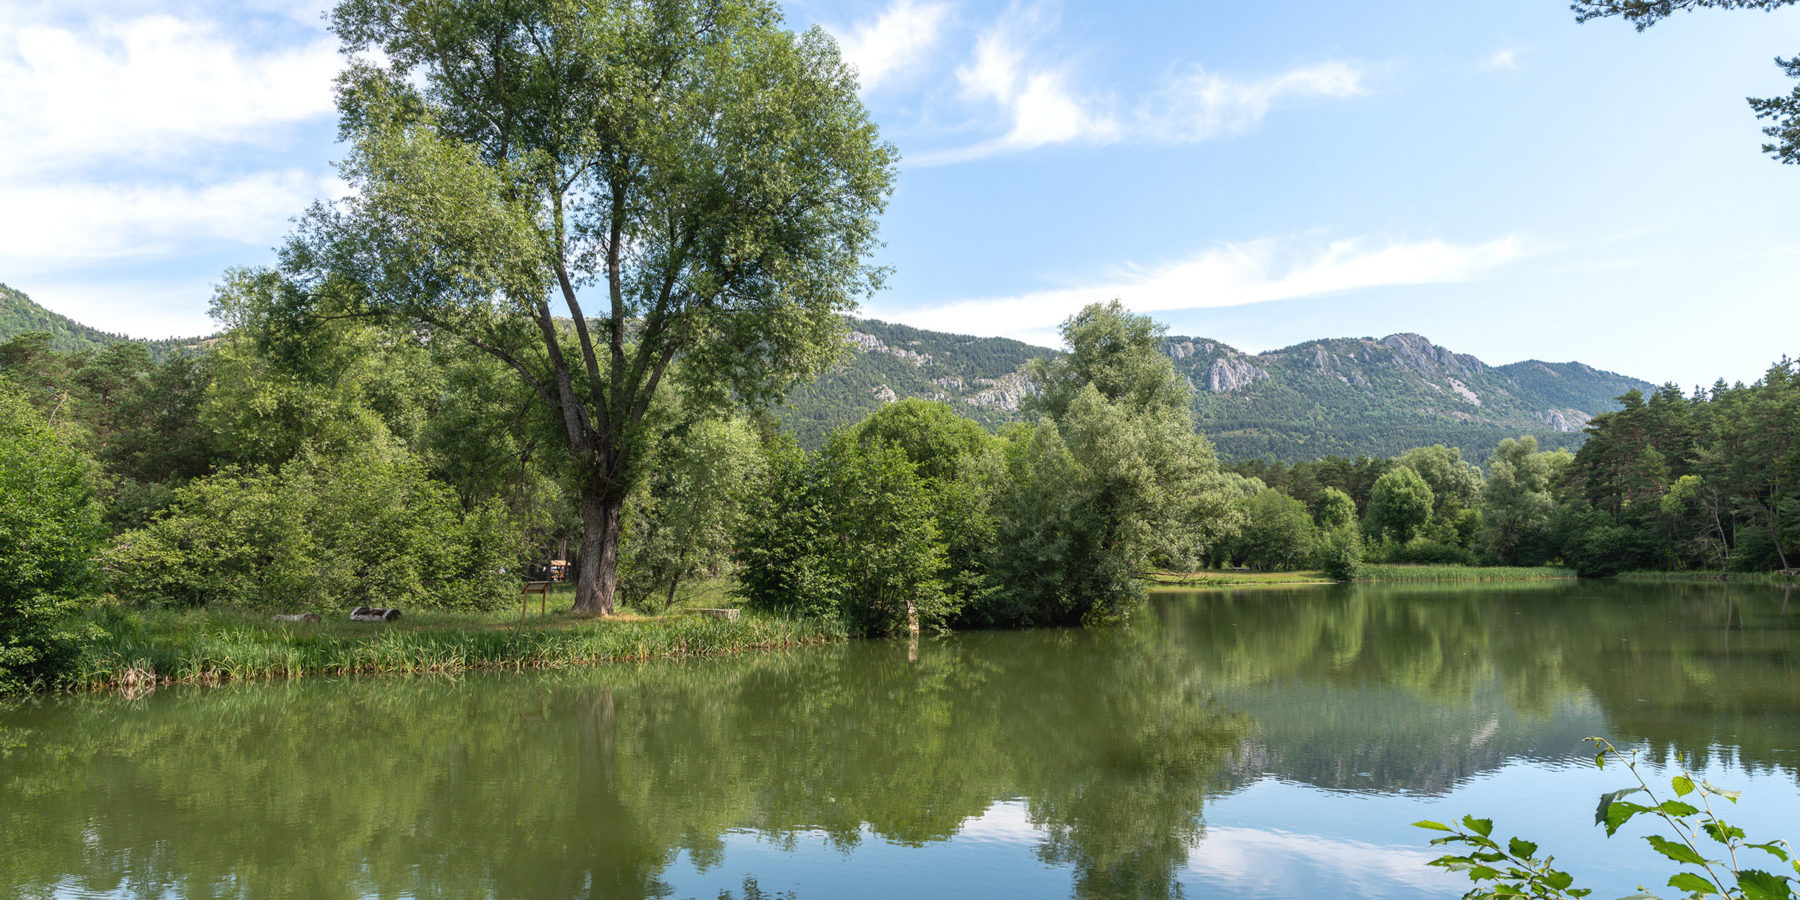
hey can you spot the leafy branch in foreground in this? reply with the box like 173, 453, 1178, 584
1416, 737, 1798, 899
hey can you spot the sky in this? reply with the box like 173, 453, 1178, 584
3, 0, 1798, 389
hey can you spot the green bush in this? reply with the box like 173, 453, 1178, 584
735, 435, 953, 635
1315, 523, 1363, 582
102, 442, 518, 612
0, 380, 104, 692
1384, 537, 1479, 567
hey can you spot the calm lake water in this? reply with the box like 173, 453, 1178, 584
3, 581, 1797, 899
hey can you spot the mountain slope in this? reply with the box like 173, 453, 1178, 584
784, 320, 1653, 461
0, 283, 213, 359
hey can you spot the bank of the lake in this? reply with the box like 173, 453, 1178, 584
62, 603, 845, 693
1614, 570, 1800, 585
1153, 564, 1577, 586
53, 563, 1600, 694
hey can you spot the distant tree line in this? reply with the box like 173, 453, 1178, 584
1223, 363, 1800, 576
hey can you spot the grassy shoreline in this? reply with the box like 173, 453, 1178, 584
1150, 564, 1578, 587
61, 603, 845, 693
1613, 570, 1800, 584
1353, 563, 1577, 582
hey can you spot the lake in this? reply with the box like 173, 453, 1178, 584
3, 581, 1796, 899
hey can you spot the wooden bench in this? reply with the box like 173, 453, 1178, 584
521, 581, 553, 620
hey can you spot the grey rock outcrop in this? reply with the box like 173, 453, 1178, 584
1207, 355, 1267, 394
966, 372, 1035, 411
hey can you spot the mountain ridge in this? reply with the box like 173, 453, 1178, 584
784, 318, 1654, 462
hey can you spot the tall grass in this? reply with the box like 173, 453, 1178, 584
1614, 570, 1800, 584
1146, 570, 1334, 587
1353, 563, 1577, 583
66, 604, 843, 693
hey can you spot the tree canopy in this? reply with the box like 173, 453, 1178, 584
283, 0, 896, 613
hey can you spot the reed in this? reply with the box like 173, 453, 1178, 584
64, 604, 845, 693
1353, 563, 1577, 582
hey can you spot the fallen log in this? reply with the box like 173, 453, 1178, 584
272, 613, 322, 623
349, 607, 402, 622
694, 608, 740, 621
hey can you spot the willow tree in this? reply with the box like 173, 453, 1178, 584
287, 0, 896, 613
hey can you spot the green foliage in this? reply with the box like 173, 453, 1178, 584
1316, 487, 1359, 530
1481, 436, 1568, 565
1232, 489, 1319, 571
735, 435, 953, 635
1315, 522, 1364, 581
0, 380, 104, 692
849, 399, 1003, 617
300, 0, 899, 613
619, 417, 765, 613
1421, 737, 1799, 899
103, 442, 518, 612
1368, 465, 1435, 544
987, 303, 1240, 625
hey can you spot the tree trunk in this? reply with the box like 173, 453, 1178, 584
573, 477, 627, 615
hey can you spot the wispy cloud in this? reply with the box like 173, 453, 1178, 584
875, 234, 1532, 345
829, 0, 951, 92
1481, 49, 1519, 70
1142, 61, 1365, 142
911, 7, 1368, 166
0, 172, 345, 269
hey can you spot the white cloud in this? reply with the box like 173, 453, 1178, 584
1142, 61, 1366, 143
830, 0, 951, 92
911, 8, 1366, 166
876, 234, 1532, 345
1482, 49, 1519, 70
0, 13, 339, 177
1184, 827, 1455, 896
0, 171, 341, 269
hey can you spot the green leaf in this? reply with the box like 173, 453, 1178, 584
1596, 751, 1607, 771
1597, 791, 1647, 836
1747, 841, 1791, 862
1668, 872, 1717, 894
1463, 815, 1495, 838
1509, 836, 1540, 859
1645, 834, 1710, 866
1656, 800, 1700, 818
1546, 870, 1575, 891
1736, 870, 1795, 900
1701, 780, 1743, 802
1671, 774, 1696, 798
1413, 819, 1455, 832
1702, 821, 1746, 845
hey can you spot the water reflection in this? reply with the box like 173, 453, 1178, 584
2, 582, 1795, 899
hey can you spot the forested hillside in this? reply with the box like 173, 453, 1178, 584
1, 280, 1652, 463
784, 319, 1652, 461
0, 283, 212, 360
779, 318, 1046, 446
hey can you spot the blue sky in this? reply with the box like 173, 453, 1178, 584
3, 0, 1796, 389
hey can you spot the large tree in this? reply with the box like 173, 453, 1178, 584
1574, 0, 1800, 163
286, 0, 896, 613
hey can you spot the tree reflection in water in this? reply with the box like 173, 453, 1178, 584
1, 581, 1795, 899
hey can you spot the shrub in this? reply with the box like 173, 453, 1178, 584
0, 380, 104, 692
103, 442, 518, 612
735, 435, 953, 635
